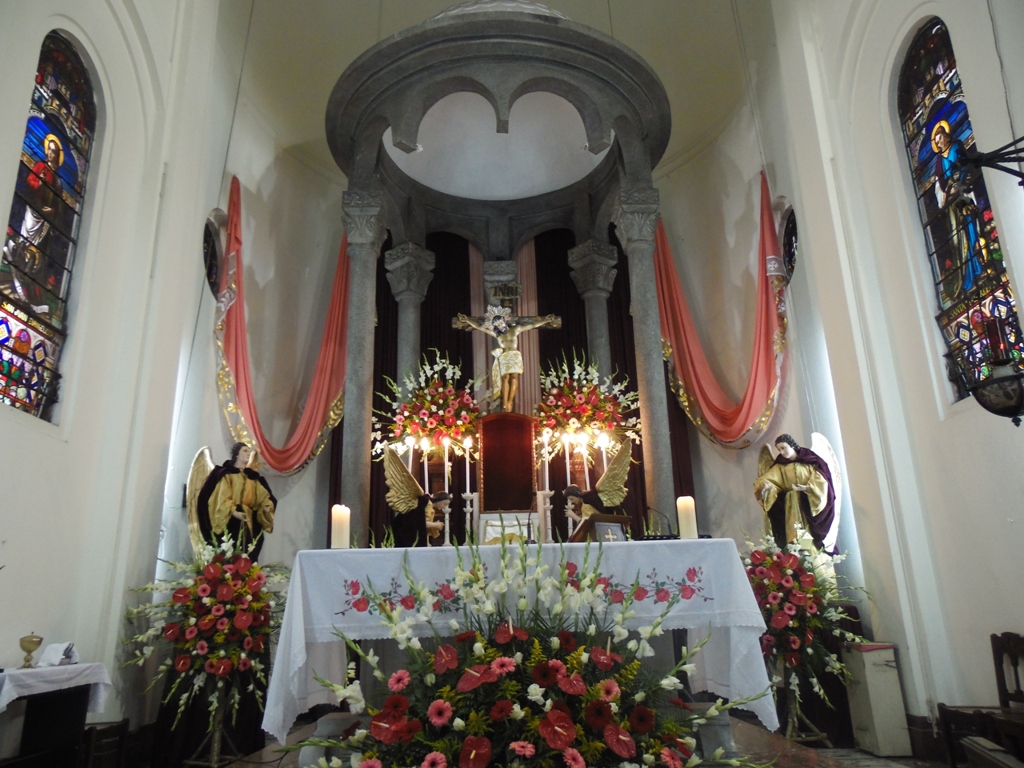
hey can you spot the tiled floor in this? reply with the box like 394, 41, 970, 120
235, 719, 952, 768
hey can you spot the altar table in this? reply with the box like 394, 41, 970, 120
263, 539, 777, 741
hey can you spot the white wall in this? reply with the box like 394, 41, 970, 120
767, 0, 1024, 717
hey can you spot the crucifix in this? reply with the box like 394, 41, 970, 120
453, 305, 561, 412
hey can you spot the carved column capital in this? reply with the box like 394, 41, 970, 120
385, 242, 435, 302
568, 240, 618, 299
613, 187, 660, 249
342, 190, 386, 251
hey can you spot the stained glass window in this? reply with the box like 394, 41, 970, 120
782, 210, 797, 282
897, 18, 1021, 401
1, 32, 95, 419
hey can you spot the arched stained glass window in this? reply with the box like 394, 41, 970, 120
897, 18, 1021, 402
0, 32, 96, 420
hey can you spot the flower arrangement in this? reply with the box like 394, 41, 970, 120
299, 543, 768, 768
124, 539, 288, 727
374, 350, 481, 459
741, 535, 863, 707
534, 354, 640, 465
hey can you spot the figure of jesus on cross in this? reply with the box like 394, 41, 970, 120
454, 305, 561, 412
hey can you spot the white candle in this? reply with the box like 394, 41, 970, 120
676, 496, 698, 539
578, 434, 591, 490
421, 438, 430, 490
463, 437, 473, 491
561, 433, 571, 486
541, 431, 550, 492
331, 504, 350, 549
444, 438, 451, 493
404, 437, 415, 471
597, 433, 610, 474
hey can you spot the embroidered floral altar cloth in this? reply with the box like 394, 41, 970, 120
263, 539, 777, 741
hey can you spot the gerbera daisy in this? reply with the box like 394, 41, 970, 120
427, 699, 452, 727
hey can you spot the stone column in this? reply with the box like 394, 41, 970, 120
385, 242, 435, 386
568, 240, 618, 379
340, 191, 386, 547
613, 188, 676, 527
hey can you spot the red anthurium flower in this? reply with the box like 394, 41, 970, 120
212, 658, 233, 677
233, 611, 253, 630
234, 556, 252, 576
163, 623, 181, 641
557, 671, 586, 695
785, 652, 801, 667
456, 664, 497, 692
605, 724, 637, 758
203, 563, 223, 581
174, 654, 191, 673
590, 647, 622, 671
750, 550, 767, 565
198, 614, 217, 632
455, 630, 477, 643
171, 588, 191, 604
800, 573, 816, 589
539, 710, 576, 750
370, 711, 404, 744
459, 736, 492, 768
216, 583, 234, 603
771, 611, 792, 629
789, 590, 808, 606
434, 645, 458, 674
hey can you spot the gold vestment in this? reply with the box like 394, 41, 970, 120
753, 462, 828, 544
207, 471, 275, 537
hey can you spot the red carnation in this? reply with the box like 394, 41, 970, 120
557, 630, 576, 652
490, 700, 513, 720
628, 705, 656, 734
383, 694, 409, 715
584, 700, 614, 731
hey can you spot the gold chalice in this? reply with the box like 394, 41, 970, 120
19, 634, 43, 669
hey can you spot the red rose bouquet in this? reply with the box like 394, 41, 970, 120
374, 351, 480, 459
299, 543, 769, 768
125, 540, 287, 728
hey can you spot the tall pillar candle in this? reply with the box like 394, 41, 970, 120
676, 496, 697, 539
331, 504, 351, 549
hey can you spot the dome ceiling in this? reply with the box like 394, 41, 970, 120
237, 0, 752, 186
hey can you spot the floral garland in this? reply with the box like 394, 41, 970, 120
742, 535, 864, 705
374, 351, 481, 459
534, 354, 640, 464
124, 539, 288, 727
298, 543, 769, 768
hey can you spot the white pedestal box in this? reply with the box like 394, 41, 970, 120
842, 643, 913, 756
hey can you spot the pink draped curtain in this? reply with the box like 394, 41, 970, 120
216, 176, 350, 473
655, 172, 788, 448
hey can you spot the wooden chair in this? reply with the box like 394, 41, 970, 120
938, 633, 1024, 766
77, 718, 128, 768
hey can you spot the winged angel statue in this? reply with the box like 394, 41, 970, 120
186, 443, 276, 560
754, 433, 841, 554
564, 443, 633, 522
382, 447, 446, 547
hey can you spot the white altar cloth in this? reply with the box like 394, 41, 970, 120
0, 663, 111, 714
263, 539, 777, 741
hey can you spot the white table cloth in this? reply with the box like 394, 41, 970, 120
264, 539, 777, 741
0, 663, 112, 714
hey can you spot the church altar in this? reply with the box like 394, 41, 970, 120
262, 539, 778, 742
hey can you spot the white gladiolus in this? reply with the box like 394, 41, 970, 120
660, 675, 684, 690
517, 597, 529, 611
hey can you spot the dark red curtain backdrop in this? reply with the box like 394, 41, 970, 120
330, 227, 695, 545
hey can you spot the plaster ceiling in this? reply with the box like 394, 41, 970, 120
238, 0, 750, 188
